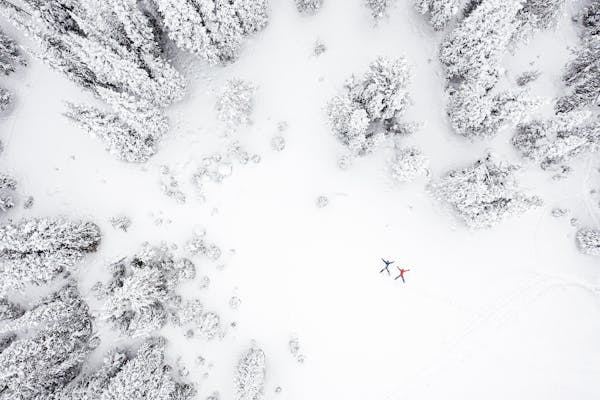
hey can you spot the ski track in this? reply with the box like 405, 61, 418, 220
385, 272, 600, 399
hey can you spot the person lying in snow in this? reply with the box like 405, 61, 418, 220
394, 267, 410, 283
380, 258, 394, 275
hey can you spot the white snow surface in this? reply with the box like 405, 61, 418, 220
1, 1, 600, 399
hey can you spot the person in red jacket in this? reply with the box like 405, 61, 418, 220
394, 267, 410, 283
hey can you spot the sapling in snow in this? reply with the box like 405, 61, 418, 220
235, 347, 266, 400
295, 0, 323, 14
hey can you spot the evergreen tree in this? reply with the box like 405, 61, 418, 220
55, 337, 195, 400
556, 2, 599, 113
216, 78, 256, 131
0, 218, 101, 294
153, 0, 268, 64
327, 56, 416, 155
0, 284, 96, 400
0, 27, 26, 75
512, 112, 600, 170
94, 243, 195, 337
0, 0, 185, 161
430, 153, 542, 228
388, 146, 429, 183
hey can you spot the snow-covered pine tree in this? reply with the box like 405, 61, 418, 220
440, 0, 523, 89
0, 0, 184, 161
94, 243, 195, 337
430, 153, 542, 228
327, 56, 416, 155
153, 0, 268, 64
0, 217, 101, 294
512, 111, 600, 170
64, 99, 164, 163
235, 347, 266, 400
55, 337, 195, 400
576, 227, 600, 256
0, 284, 97, 400
0, 172, 17, 213
414, 0, 462, 31
295, 0, 323, 15
446, 81, 540, 138
514, 0, 566, 40
556, 2, 599, 113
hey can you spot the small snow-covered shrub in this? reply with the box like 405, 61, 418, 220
365, 0, 395, 21
95, 244, 195, 337
295, 0, 323, 14
430, 153, 542, 228
0, 284, 96, 400
216, 79, 256, 130
388, 147, 429, 183
0, 172, 17, 213
235, 347, 266, 400
512, 112, 600, 170
327, 57, 415, 155
414, 0, 462, 31
576, 227, 600, 256
0, 218, 101, 294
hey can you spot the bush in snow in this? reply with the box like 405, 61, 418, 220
0, 172, 17, 213
295, 0, 323, 14
0, 218, 101, 294
365, 0, 395, 21
512, 112, 600, 170
235, 347, 266, 400
0, 86, 11, 113
0, 284, 97, 400
430, 153, 542, 228
55, 337, 195, 400
0, 27, 26, 75
327, 56, 415, 155
516, 70, 540, 86
414, 0, 462, 31
576, 227, 600, 256
556, 15, 599, 114
388, 147, 429, 183
94, 243, 195, 337
154, 0, 268, 64
216, 79, 256, 131
171, 298, 221, 339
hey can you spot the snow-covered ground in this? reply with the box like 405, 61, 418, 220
1, 1, 599, 399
